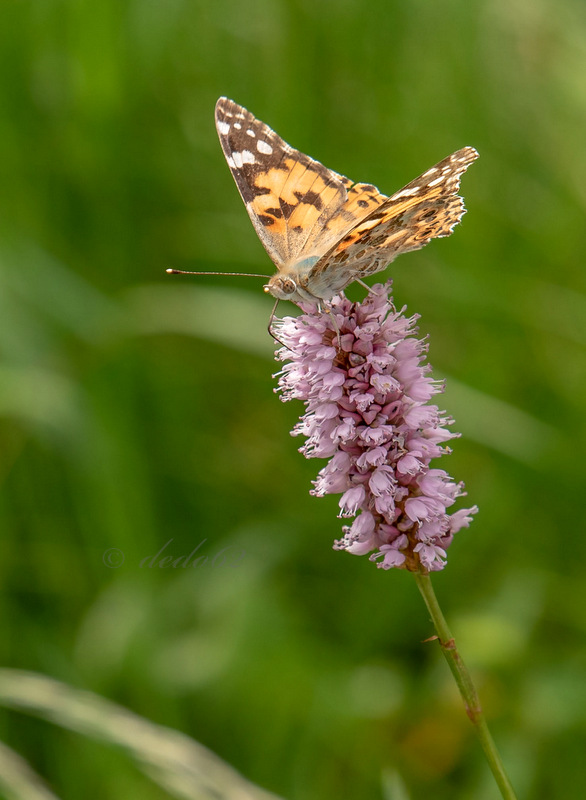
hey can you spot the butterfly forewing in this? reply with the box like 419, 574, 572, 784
216, 97, 357, 267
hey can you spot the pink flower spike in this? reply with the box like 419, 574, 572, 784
274, 281, 477, 572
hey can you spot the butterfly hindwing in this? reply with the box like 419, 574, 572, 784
305, 147, 479, 297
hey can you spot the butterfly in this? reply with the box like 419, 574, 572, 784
212, 98, 478, 305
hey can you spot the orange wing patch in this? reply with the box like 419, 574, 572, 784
344, 182, 387, 219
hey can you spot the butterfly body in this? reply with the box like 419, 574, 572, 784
215, 97, 478, 304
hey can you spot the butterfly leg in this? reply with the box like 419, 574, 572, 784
356, 278, 382, 296
267, 297, 292, 351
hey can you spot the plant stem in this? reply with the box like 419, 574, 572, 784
413, 571, 518, 800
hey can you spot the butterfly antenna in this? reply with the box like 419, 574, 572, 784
168, 268, 290, 349
166, 269, 271, 279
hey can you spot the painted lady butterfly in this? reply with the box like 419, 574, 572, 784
214, 97, 478, 305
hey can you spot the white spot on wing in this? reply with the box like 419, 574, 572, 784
428, 176, 445, 187
393, 186, 421, 199
232, 150, 255, 168
257, 140, 273, 155
358, 218, 381, 230
234, 122, 242, 129
246, 129, 256, 137
217, 121, 230, 135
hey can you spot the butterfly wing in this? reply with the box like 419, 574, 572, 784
305, 147, 479, 298
215, 98, 388, 269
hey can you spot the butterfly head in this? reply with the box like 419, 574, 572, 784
264, 274, 300, 301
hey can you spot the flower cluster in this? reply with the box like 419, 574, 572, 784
274, 282, 477, 572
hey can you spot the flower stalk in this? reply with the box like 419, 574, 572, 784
414, 571, 518, 799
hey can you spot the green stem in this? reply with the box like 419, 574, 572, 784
413, 571, 517, 800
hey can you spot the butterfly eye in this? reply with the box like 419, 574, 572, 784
281, 278, 296, 295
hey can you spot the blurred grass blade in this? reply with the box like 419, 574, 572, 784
0, 740, 62, 800
123, 283, 282, 357
0, 669, 285, 800
381, 768, 411, 800
0, 241, 121, 344
442, 375, 561, 466
0, 365, 83, 439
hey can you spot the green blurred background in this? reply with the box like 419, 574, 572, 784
1, 1, 585, 798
